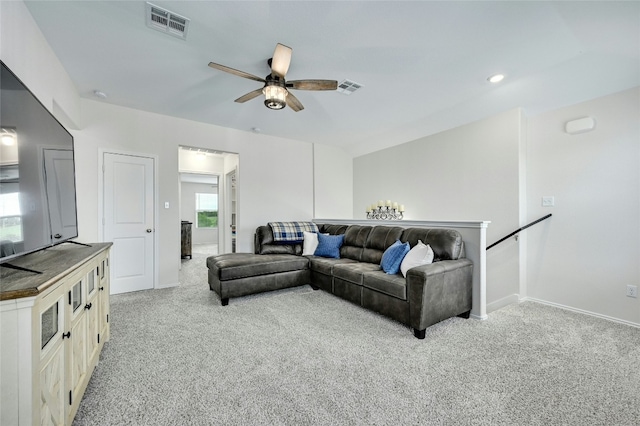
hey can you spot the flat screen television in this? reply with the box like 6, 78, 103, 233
0, 60, 79, 265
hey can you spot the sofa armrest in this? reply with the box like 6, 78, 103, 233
254, 226, 302, 255
405, 259, 473, 331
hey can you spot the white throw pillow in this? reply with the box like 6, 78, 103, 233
302, 231, 320, 255
400, 240, 434, 277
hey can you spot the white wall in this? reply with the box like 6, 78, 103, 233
313, 143, 353, 219
0, 2, 80, 128
526, 87, 640, 325
354, 109, 524, 310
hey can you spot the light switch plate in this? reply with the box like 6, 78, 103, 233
542, 196, 555, 207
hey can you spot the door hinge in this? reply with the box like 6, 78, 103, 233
98, 334, 100, 344
107, 314, 109, 323
69, 390, 72, 406
68, 291, 71, 305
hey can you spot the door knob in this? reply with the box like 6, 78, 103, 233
146, 229, 152, 233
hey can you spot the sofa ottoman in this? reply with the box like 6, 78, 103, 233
207, 253, 310, 305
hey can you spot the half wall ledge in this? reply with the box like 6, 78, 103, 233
313, 219, 490, 320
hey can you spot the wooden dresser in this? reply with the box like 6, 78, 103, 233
181, 221, 192, 259
0, 242, 112, 425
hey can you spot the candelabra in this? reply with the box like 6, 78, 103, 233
366, 200, 404, 220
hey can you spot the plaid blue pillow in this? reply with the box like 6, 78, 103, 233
314, 233, 344, 259
380, 240, 410, 274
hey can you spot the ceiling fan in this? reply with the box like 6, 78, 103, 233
208, 43, 337, 112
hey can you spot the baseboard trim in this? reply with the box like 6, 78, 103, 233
156, 282, 179, 289
487, 293, 519, 314
521, 297, 640, 328
470, 313, 488, 320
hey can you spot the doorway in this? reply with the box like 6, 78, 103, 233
178, 146, 239, 255
179, 173, 219, 256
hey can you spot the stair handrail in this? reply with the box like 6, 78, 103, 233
486, 214, 552, 250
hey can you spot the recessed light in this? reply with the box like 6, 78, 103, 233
487, 74, 505, 83
93, 90, 108, 99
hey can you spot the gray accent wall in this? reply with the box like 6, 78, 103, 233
354, 90, 640, 326
354, 108, 523, 313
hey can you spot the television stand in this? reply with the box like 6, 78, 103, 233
0, 262, 42, 274
63, 240, 92, 248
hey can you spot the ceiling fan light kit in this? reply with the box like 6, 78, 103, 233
208, 43, 338, 112
263, 80, 288, 110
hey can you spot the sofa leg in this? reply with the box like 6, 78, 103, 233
310, 284, 319, 290
413, 328, 426, 339
221, 298, 229, 306
457, 310, 471, 319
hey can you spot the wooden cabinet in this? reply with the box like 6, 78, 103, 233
181, 221, 192, 259
0, 243, 111, 425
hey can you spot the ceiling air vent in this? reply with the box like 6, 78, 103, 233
145, 2, 190, 40
337, 79, 363, 95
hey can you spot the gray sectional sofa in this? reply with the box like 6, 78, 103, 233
207, 223, 473, 339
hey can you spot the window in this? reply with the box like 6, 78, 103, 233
195, 193, 218, 228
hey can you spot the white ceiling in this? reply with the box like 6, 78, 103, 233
24, 1, 640, 157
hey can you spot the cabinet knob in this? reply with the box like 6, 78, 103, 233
84, 303, 92, 310
62, 331, 71, 339
99, 286, 104, 291
146, 229, 153, 233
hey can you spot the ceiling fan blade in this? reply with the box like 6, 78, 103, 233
208, 62, 265, 83
287, 79, 338, 91
270, 43, 292, 78
234, 88, 264, 103
285, 91, 304, 112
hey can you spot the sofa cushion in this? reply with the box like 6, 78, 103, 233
363, 271, 407, 300
380, 240, 410, 274
400, 240, 434, 277
340, 225, 372, 261
314, 233, 345, 258
207, 253, 309, 281
308, 256, 357, 275
400, 228, 464, 261
333, 262, 381, 285
316, 223, 348, 235
362, 226, 404, 264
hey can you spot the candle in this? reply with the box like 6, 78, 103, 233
392, 202, 398, 209
399, 204, 405, 212
385, 200, 391, 207
378, 200, 384, 207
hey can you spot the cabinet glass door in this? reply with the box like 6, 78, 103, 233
71, 280, 82, 312
88, 267, 97, 294
41, 301, 59, 349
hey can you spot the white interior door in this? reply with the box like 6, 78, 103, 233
103, 153, 154, 294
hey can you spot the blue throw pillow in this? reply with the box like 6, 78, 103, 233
314, 233, 344, 259
380, 240, 410, 274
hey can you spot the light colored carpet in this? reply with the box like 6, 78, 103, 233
74, 252, 640, 425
